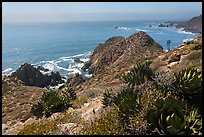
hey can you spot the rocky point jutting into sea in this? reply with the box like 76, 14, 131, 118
2, 15, 202, 135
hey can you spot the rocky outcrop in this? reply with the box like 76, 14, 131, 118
85, 31, 163, 75
74, 58, 84, 63
81, 60, 91, 72
37, 66, 49, 72
158, 24, 168, 27
66, 73, 85, 87
10, 63, 64, 87
176, 15, 202, 34
168, 52, 181, 63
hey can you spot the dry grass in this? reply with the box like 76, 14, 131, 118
2, 80, 46, 124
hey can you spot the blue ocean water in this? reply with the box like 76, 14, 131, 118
2, 20, 196, 78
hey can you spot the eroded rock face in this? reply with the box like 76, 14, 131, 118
10, 63, 64, 87
86, 31, 163, 75
66, 73, 85, 87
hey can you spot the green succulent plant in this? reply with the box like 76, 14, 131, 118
171, 68, 202, 107
147, 97, 186, 135
102, 89, 114, 108
123, 63, 154, 87
113, 89, 141, 119
147, 97, 202, 135
184, 109, 202, 135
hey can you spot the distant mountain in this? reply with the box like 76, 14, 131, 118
176, 15, 202, 34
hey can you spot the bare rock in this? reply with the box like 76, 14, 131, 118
74, 58, 84, 63
168, 52, 181, 63
66, 73, 85, 87
88, 31, 163, 75
10, 63, 64, 87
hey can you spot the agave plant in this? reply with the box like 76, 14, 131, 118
171, 68, 202, 107
147, 97, 186, 135
102, 89, 114, 108
184, 109, 202, 135
147, 97, 202, 135
113, 89, 141, 119
123, 63, 154, 87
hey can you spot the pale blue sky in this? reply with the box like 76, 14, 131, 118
2, 2, 202, 23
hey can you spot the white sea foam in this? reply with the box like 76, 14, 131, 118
135, 28, 149, 32
34, 52, 92, 83
183, 38, 194, 43
2, 68, 13, 73
176, 28, 195, 35
117, 27, 131, 30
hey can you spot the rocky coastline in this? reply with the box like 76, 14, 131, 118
2, 17, 202, 134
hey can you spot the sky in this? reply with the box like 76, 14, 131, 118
2, 2, 202, 23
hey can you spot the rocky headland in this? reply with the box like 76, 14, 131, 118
10, 63, 64, 88
176, 14, 202, 34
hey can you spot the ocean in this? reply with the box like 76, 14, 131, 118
2, 20, 196, 79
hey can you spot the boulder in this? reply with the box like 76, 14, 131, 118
37, 66, 49, 72
168, 52, 181, 63
66, 73, 85, 87
81, 60, 92, 72
49, 72, 64, 86
74, 58, 84, 63
158, 24, 168, 27
10, 63, 64, 87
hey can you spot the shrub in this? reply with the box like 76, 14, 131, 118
186, 40, 194, 45
102, 89, 114, 108
72, 97, 88, 108
59, 86, 77, 100
31, 90, 72, 118
153, 72, 174, 96
192, 44, 202, 50
171, 68, 202, 108
184, 109, 202, 135
113, 88, 141, 120
31, 101, 44, 118
80, 108, 127, 135
123, 63, 154, 87
147, 97, 186, 135
146, 97, 202, 135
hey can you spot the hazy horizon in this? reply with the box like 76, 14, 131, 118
3, 2, 202, 23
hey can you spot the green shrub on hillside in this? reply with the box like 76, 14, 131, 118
171, 68, 202, 108
31, 90, 73, 118
102, 89, 114, 108
192, 44, 202, 50
146, 97, 202, 135
123, 63, 154, 87
59, 86, 77, 100
113, 89, 141, 120
153, 72, 174, 96
80, 108, 127, 135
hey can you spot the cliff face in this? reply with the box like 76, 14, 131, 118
176, 15, 202, 34
89, 31, 163, 75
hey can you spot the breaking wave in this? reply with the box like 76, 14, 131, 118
33, 51, 92, 80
